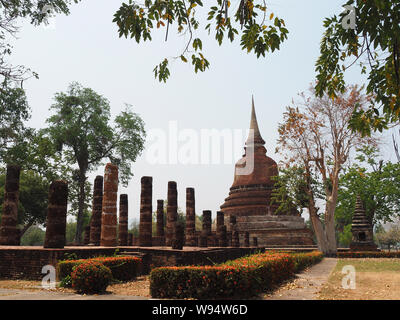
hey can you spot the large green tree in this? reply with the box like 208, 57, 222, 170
335, 146, 400, 233
45, 82, 146, 244
316, 0, 400, 135
0, 86, 31, 162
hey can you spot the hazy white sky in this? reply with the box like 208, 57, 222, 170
8, 0, 397, 225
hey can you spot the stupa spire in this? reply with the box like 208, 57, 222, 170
245, 96, 265, 147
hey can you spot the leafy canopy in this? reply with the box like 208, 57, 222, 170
336, 146, 400, 228
315, 0, 400, 135
113, 0, 288, 82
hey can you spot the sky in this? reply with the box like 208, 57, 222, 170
8, 0, 398, 225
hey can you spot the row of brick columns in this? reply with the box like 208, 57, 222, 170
0, 163, 258, 249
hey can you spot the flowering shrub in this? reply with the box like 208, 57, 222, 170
71, 261, 112, 294
58, 256, 142, 284
292, 251, 324, 272
150, 251, 323, 299
338, 251, 400, 258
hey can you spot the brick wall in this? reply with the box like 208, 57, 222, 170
0, 246, 264, 280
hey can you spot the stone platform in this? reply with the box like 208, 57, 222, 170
0, 245, 263, 280
229, 215, 315, 247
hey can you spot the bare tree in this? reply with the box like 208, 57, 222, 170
277, 85, 377, 255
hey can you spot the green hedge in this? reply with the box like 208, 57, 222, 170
150, 251, 323, 299
57, 256, 142, 282
337, 251, 400, 258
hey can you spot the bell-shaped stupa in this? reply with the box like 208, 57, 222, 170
220, 98, 314, 247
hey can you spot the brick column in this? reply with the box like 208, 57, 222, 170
43, 180, 68, 248
100, 163, 119, 247
0, 165, 21, 245
199, 231, 208, 248
156, 200, 164, 237
139, 176, 153, 247
89, 176, 103, 246
232, 230, 240, 248
202, 210, 212, 236
185, 188, 196, 246
118, 194, 128, 246
219, 225, 228, 247
253, 237, 258, 247
244, 231, 250, 247
227, 231, 232, 247
216, 211, 224, 246
84, 225, 90, 245
166, 181, 177, 246
172, 223, 184, 250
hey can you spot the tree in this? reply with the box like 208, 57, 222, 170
20, 225, 45, 246
0, 86, 31, 162
45, 82, 146, 244
336, 146, 400, 235
276, 85, 376, 255
376, 224, 400, 251
315, 0, 400, 135
0, 0, 81, 85
113, 0, 288, 82
270, 166, 320, 217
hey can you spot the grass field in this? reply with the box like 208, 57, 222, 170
319, 258, 400, 300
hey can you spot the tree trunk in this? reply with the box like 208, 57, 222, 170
74, 171, 87, 244
309, 205, 328, 252
324, 195, 338, 256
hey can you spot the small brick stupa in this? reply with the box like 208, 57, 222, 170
220, 98, 314, 247
350, 195, 378, 251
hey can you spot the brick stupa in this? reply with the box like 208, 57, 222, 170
350, 195, 378, 251
220, 98, 314, 247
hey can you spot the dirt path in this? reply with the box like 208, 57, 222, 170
263, 258, 338, 300
0, 288, 149, 300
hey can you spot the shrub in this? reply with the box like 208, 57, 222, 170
71, 261, 112, 294
57, 256, 142, 283
337, 251, 400, 258
291, 251, 324, 272
150, 251, 323, 299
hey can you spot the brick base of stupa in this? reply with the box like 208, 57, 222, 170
350, 241, 379, 251
226, 215, 315, 247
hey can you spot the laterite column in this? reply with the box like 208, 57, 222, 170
119, 194, 128, 246
43, 180, 68, 248
166, 181, 177, 246
100, 163, 119, 247
0, 165, 21, 245
139, 176, 153, 247
89, 176, 103, 245
185, 188, 196, 246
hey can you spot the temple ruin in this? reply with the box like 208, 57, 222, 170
220, 98, 314, 247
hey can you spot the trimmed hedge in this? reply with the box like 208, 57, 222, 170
338, 251, 400, 258
58, 256, 142, 282
71, 261, 112, 294
150, 251, 323, 299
